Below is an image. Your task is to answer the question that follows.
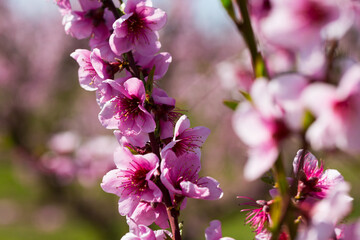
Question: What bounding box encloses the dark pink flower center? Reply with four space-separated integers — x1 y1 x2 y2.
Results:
296 158 328 200
172 130 203 156
332 95 357 119
113 95 142 121
272 119 289 141
121 162 150 195
174 165 199 190
126 14 150 43
299 1 333 25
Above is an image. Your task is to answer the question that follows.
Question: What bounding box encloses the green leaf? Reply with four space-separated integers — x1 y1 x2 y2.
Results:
269 196 282 232
240 91 252 102
303 110 315 130
254 55 268 78
261 174 275 186
220 0 236 21
223 100 239 110
126 146 138 155
145 66 155 95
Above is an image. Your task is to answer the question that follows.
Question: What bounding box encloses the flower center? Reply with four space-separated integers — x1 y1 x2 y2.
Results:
272 119 289 141
299 1 332 25
125 13 152 44
172 130 203 156
121 162 149 195
114 95 141 121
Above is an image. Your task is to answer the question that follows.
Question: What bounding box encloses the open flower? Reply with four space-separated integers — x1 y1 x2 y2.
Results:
296 182 353 240
160 150 223 200
98 77 156 134
260 0 341 51
71 48 115 91
121 217 171 240
303 64 360 153
233 75 308 180
131 52 172 80
110 0 167 56
101 147 162 217
128 201 169 229
293 150 344 201
56 0 113 41
161 115 210 157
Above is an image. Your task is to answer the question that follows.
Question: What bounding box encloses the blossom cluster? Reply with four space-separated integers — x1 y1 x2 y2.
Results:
240 150 353 239
224 0 360 238
55 0 223 239
53 0 360 239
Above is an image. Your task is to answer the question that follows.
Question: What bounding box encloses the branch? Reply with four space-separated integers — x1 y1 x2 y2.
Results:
102 1 182 238
235 0 268 78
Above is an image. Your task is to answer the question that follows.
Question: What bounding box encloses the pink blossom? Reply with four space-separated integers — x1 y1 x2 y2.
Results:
101 147 162 217
121 217 171 240
296 182 353 240
239 197 272 235
109 0 167 56
160 150 223 200
233 76 308 180
131 52 172 80
151 88 178 139
56 0 113 41
254 232 271 240
114 129 149 148
293 150 344 201
296 46 326 79
129 201 168 229
302 64 360 153
260 0 341 51
98 77 156 134
249 0 272 24
216 56 254 95
205 220 235 240
96 77 129 107
70 48 115 91
55 0 71 14
161 115 210 157
89 48 117 79
265 47 296 78
255 232 289 240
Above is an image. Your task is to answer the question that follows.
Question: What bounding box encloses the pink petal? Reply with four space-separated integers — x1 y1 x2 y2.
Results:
124 78 146 99
301 83 337 116
174 115 191 138
109 34 132 56
98 100 120 129
144 8 167 31
233 103 273 146
244 142 279 181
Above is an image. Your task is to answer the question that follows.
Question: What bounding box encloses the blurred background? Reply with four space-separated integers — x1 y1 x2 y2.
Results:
1 0 360 239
